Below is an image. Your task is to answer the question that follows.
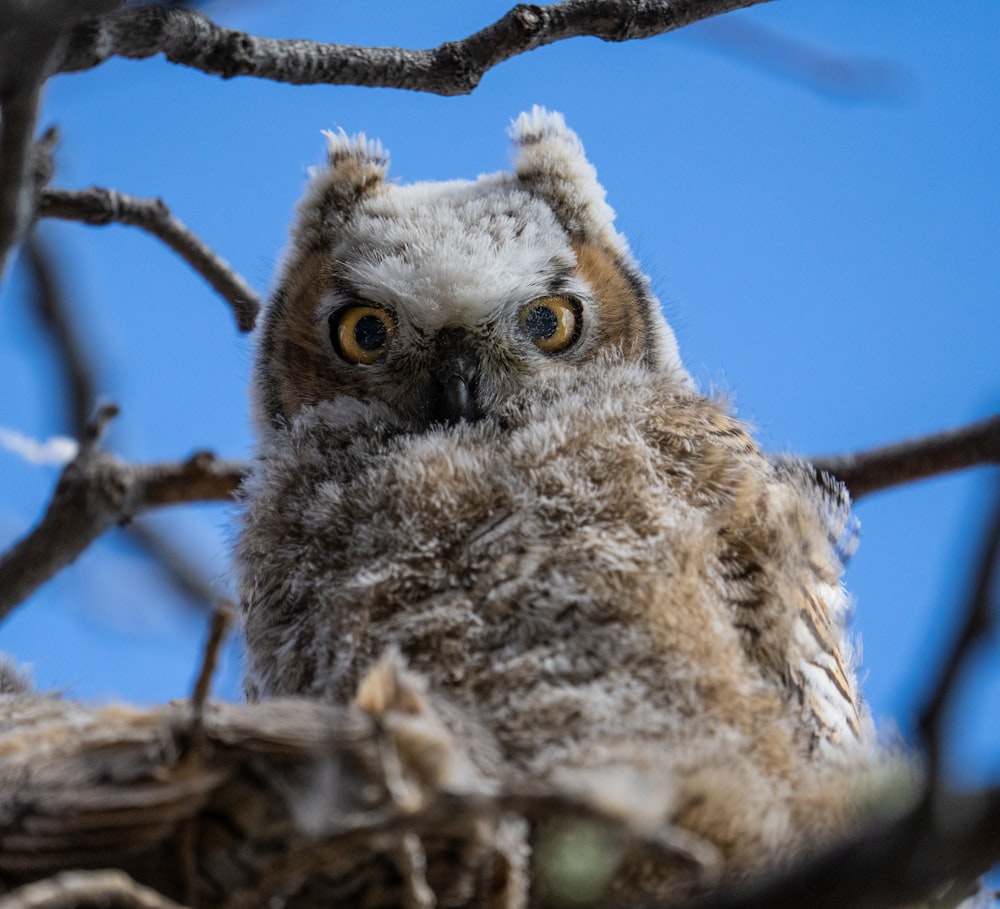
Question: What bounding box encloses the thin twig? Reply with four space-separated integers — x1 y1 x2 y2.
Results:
0 870 190 909
917 480 1000 790
811 413 1000 500
189 604 233 745
0 429 247 621
56 0 772 95
38 186 259 331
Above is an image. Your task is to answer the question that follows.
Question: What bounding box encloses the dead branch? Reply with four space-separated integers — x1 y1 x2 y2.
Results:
1 691 998 909
0 415 245 621
56 0 772 95
811 413 1000 500
37 187 259 331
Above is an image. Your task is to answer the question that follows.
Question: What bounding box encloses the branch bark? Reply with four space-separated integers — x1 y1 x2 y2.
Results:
37 187 259 332
1 692 998 909
56 0 772 95
0 410 245 622
811 413 1000 500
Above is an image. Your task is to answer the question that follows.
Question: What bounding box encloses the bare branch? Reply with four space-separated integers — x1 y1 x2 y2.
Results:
917 481 1000 790
37 187 259 331
0 871 189 909
0 425 246 621
56 0 772 95
0 0 123 280
1 692 999 909
811 413 1000 500
22 234 98 437
689 18 910 102
189 604 233 742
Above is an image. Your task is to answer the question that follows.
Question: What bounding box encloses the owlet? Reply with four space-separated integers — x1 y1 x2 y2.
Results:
236 108 880 906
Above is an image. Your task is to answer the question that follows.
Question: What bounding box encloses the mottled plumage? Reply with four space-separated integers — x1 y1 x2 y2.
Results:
236 109 880 905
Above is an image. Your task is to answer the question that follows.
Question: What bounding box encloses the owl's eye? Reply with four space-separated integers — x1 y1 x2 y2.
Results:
518 296 580 354
331 305 396 365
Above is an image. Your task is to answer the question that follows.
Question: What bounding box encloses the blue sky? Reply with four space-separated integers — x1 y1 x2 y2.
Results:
0 0 998 785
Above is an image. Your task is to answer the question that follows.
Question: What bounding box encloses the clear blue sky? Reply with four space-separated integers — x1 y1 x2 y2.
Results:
0 0 997 786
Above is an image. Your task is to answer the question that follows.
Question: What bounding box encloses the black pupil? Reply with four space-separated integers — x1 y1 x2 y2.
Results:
354 314 388 350
525 305 558 339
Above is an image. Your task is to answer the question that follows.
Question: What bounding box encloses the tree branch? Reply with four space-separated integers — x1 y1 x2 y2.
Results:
811 413 1000 500
22 234 97 438
1 692 999 909
0 411 246 622
56 0 772 95
0 871 189 909
37 186 259 331
0 0 123 281
917 481 1000 791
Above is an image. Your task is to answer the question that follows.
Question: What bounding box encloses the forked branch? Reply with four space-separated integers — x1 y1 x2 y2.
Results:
0 407 244 622
57 0 772 95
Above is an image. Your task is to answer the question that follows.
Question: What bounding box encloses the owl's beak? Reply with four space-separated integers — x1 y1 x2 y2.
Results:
428 328 480 426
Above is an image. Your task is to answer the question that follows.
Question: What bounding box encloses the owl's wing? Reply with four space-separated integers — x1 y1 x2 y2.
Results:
784 464 871 754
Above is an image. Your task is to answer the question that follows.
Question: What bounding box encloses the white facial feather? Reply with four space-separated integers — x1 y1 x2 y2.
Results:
330 181 579 332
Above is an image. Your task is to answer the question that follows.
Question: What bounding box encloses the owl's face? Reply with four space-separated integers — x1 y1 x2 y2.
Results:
254 109 690 436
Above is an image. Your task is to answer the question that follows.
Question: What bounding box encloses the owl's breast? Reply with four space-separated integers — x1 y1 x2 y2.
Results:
237 362 866 777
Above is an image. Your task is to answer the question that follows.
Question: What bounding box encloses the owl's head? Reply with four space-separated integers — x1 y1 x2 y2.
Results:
253 107 689 437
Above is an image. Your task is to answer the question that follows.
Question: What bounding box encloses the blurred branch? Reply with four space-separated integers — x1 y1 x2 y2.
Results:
687 17 910 102
917 481 1000 790
22 230 224 612
56 0 772 95
0 0 122 280
0 406 245 622
811 413 1000 500
22 235 97 437
38 187 259 331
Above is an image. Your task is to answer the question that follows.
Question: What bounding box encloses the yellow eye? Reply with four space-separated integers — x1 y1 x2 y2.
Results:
518 296 580 353
332 305 396 365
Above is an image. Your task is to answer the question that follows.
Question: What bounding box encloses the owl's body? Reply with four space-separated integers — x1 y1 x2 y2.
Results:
237 110 879 905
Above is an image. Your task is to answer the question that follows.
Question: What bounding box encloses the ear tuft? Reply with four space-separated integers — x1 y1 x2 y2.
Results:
510 106 622 250
292 129 389 248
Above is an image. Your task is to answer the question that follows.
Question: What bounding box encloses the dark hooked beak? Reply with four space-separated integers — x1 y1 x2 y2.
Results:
428 328 481 426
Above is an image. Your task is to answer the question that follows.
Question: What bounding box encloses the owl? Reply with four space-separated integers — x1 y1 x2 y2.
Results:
236 108 881 906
